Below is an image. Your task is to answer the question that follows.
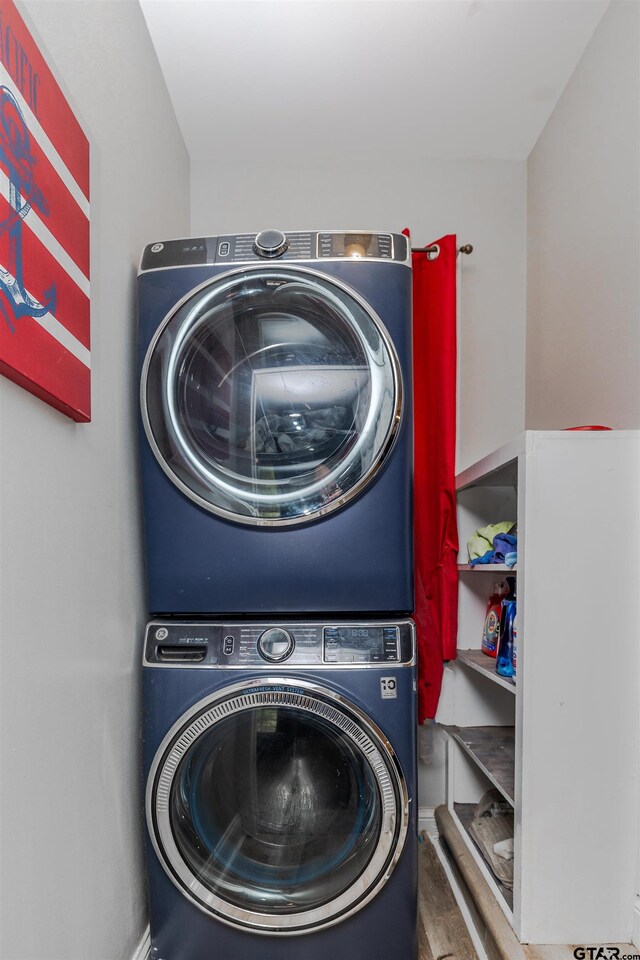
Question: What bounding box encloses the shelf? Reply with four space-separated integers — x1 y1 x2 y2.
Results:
453 802 514 913
447 725 515 805
450 432 640 943
457 649 516 692
455 434 523 491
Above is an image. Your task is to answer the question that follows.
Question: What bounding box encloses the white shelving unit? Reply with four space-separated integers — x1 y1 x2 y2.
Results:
445 431 640 945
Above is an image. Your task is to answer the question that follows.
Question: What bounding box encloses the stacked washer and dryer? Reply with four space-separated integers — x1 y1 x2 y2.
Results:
137 230 417 960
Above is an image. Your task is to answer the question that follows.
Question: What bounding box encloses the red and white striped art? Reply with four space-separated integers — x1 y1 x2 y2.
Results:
0 0 90 421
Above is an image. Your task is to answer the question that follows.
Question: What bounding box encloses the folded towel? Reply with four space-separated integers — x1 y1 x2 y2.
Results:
470 550 496 566
493 838 514 861
467 521 515 561
492 532 517 563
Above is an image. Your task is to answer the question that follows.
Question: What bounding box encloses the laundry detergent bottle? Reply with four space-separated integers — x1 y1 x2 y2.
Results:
496 577 516 678
481 582 507 658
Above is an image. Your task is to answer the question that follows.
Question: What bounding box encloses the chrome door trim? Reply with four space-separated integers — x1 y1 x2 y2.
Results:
140 264 404 527
146 677 410 935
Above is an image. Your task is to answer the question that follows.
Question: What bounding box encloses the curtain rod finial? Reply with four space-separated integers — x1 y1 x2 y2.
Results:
458 244 473 256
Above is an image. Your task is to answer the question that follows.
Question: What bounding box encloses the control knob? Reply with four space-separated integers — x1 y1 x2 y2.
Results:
253 229 288 259
257 627 294 662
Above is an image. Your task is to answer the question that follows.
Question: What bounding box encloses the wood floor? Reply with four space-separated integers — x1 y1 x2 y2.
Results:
418 833 480 960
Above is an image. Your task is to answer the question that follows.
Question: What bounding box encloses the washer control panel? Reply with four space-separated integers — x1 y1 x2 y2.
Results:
144 620 415 667
139 231 409 271
323 625 400 664
253 229 289 259
257 627 295 662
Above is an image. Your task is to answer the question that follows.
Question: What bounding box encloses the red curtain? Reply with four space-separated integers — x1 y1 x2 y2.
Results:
408 232 459 721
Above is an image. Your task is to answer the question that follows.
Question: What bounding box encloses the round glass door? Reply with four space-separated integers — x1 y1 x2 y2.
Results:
147 680 408 934
141 266 402 525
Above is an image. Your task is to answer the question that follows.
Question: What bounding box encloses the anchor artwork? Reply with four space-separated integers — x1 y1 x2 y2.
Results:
0 0 90 421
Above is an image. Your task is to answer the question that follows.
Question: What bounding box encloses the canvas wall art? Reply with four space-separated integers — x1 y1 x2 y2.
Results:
0 0 90 421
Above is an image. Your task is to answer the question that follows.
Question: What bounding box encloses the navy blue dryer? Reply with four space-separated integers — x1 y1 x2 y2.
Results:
137 230 413 616
143 618 418 960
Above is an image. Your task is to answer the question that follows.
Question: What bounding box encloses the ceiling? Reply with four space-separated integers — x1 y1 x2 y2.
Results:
140 0 609 163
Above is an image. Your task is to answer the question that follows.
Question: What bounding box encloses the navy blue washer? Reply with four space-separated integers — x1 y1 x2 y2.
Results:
137 231 413 617
142 619 418 960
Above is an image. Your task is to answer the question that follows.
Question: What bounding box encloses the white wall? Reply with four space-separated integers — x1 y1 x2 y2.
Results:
526 0 640 429
526 0 640 944
191 157 527 471
0 3 189 959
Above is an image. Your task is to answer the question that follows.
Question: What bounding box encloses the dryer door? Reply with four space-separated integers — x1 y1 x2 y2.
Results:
141 266 402 525
147 679 409 934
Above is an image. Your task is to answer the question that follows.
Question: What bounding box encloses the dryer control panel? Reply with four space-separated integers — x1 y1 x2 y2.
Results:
144 620 415 667
139 230 410 271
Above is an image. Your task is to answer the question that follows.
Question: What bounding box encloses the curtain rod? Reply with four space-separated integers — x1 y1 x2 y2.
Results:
411 243 473 257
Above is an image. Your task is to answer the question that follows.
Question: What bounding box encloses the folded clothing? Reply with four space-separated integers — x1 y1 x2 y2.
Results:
467 521 515 561
468 523 517 567
492 532 517 565
493 838 514 861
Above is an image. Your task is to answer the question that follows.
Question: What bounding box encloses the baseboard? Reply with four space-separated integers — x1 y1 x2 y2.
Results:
632 897 640 949
131 926 151 960
418 806 437 836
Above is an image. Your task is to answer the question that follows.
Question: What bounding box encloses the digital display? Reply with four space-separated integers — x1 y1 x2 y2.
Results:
324 626 399 663
341 627 382 647
317 232 393 260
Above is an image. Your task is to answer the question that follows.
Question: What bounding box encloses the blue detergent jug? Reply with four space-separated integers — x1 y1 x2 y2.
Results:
496 576 516 679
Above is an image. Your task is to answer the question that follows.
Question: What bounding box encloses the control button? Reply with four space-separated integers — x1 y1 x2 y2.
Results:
257 627 294 662
223 635 234 656
253 229 288 259
218 241 230 257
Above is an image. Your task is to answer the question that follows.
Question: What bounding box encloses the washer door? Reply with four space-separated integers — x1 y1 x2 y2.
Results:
141 266 402 525
147 679 409 934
